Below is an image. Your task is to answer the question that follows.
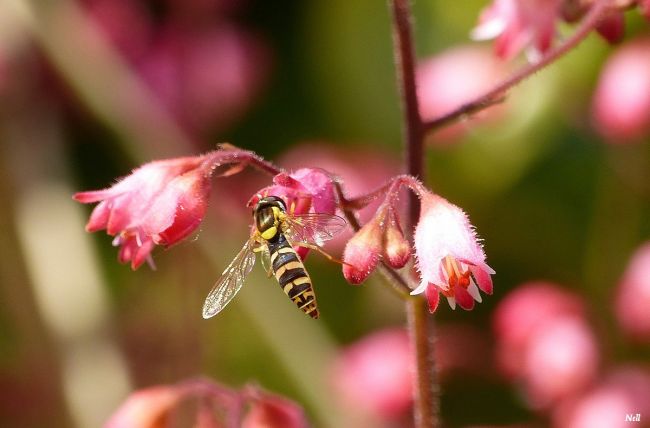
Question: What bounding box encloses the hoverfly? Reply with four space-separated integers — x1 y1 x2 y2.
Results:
202 196 347 319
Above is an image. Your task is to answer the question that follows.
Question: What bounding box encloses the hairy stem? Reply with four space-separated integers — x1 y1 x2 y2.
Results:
389 0 438 427
424 0 612 133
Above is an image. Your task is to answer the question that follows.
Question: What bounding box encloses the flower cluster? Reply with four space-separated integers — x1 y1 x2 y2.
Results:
75 147 495 313
106 378 308 428
472 0 650 61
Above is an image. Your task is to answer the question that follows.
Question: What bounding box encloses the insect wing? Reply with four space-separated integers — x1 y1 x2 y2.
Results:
202 239 256 319
283 212 347 246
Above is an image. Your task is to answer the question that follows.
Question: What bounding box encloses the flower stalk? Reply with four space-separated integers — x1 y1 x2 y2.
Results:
389 0 438 426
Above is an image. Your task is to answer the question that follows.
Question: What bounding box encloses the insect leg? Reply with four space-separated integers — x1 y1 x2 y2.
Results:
293 242 352 266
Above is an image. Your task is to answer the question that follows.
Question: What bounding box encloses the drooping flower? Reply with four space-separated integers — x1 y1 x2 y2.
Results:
74 154 215 269
592 37 650 142
471 0 562 61
615 242 650 341
411 191 494 312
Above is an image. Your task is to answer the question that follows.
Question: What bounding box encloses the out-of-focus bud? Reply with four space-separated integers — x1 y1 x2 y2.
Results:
592 37 650 142
330 328 412 420
342 215 384 284
640 0 650 19
555 367 650 428
411 190 494 312
417 46 508 142
522 315 599 408
615 242 650 341
105 386 183 428
471 0 562 61
595 12 625 44
493 282 585 378
382 209 410 269
242 392 308 428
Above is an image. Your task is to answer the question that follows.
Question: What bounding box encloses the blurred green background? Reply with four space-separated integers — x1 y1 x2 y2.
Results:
0 0 649 427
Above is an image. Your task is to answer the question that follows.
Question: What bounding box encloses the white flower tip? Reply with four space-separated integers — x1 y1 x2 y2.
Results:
470 19 506 41
411 283 427 296
467 282 482 303
447 296 457 310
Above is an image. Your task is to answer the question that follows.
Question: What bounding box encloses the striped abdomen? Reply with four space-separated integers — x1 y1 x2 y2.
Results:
267 233 319 319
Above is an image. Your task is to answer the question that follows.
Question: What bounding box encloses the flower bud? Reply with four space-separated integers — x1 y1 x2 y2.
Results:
105 386 183 428
342 216 383 285
242 393 308 428
382 210 410 269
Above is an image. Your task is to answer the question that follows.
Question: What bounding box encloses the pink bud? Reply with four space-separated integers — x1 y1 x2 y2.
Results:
411 191 494 312
595 11 625 44
615 242 650 341
105 386 183 428
342 216 383 284
592 37 650 142
382 209 410 268
641 0 650 19
74 154 215 269
242 393 308 428
330 328 412 419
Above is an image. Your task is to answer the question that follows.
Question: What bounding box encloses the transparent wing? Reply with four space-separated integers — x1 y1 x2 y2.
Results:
202 239 256 319
283 212 347 246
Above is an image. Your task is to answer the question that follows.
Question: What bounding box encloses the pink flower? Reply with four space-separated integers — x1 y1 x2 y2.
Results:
105 386 183 428
411 191 494 312
592 37 650 142
417 46 509 142
249 167 338 259
522 315 599 408
74 154 214 269
615 242 650 341
242 393 308 428
342 214 384 284
471 0 562 61
555 367 650 428
330 328 412 419
492 282 585 377
493 283 599 408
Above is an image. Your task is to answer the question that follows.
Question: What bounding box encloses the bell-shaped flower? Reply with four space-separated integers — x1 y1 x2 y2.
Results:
105 385 184 428
471 0 562 61
411 191 494 312
382 208 411 269
74 155 213 269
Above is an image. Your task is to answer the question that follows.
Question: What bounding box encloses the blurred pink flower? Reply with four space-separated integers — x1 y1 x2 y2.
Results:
74 154 214 269
615 242 650 341
555 367 650 428
137 26 269 135
417 46 509 142
331 328 412 419
471 0 562 61
105 386 183 428
522 315 599 408
242 393 308 428
84 0 153 62
411 191 494 312
592 38 650 142
641 0 650 19
493 282 585 377
493 283 599 408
